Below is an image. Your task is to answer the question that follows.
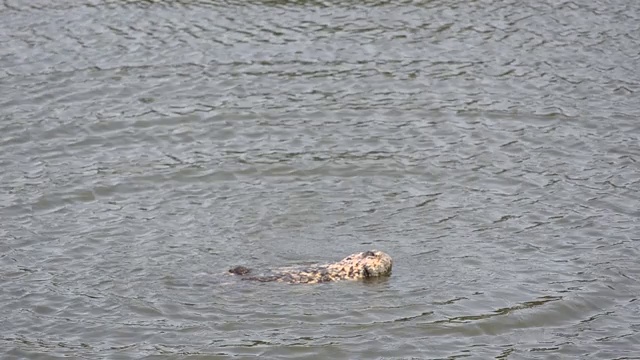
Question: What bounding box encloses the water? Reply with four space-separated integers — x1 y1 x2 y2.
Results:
1 0 639 358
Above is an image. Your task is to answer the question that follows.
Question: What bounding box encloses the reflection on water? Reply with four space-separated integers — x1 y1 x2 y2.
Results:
1 0 639 358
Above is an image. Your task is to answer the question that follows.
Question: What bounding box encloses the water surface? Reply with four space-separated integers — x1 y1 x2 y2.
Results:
1 0 640 358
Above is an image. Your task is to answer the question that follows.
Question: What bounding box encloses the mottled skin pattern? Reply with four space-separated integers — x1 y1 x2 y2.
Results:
229 250 393 284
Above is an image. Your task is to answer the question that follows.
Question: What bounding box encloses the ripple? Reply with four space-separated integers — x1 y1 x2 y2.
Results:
2 0 640 358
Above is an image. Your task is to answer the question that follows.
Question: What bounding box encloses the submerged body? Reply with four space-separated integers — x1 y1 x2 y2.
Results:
229 250 393 284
